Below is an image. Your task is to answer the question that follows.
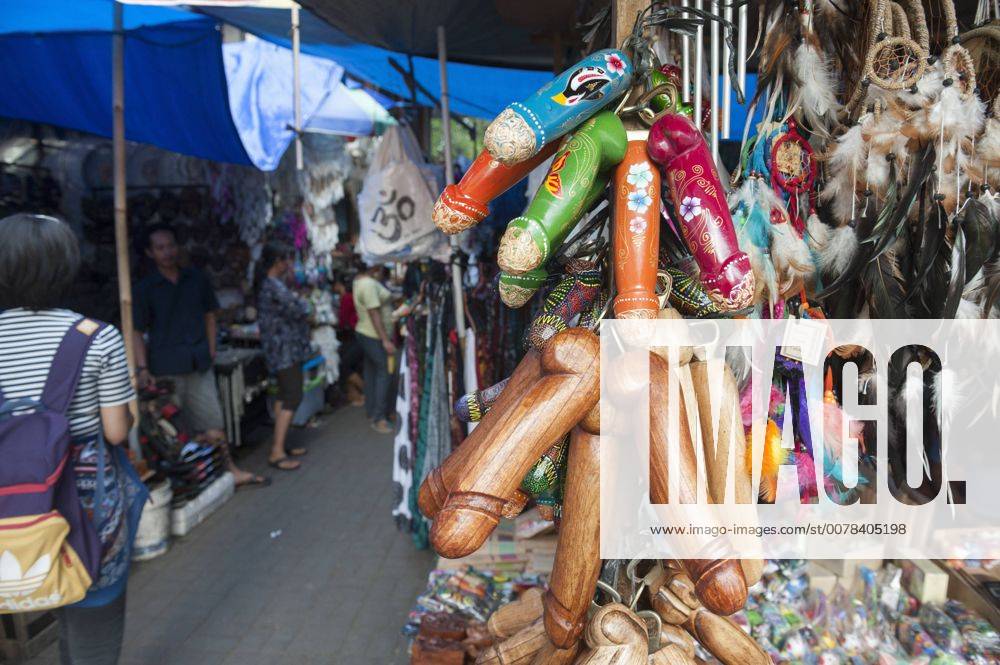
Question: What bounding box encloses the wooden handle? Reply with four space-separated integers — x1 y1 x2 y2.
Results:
489 587 545 640
612 139 661 320
648 354 747 616
434 142 560 234
544 406 601 648
418 349 543 521
573 603 649 665
431 328 600 559
476 619 549 665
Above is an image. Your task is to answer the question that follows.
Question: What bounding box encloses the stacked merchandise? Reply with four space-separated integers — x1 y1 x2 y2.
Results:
137 383 227 508
436 509 558 576
734 560 1000 663
404 567 547 664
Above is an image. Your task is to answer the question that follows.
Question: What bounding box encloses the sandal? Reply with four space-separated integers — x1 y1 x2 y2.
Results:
268 456 301 471
236 474 272 490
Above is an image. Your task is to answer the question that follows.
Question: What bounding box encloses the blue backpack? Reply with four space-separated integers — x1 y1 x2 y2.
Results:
0 318 105 613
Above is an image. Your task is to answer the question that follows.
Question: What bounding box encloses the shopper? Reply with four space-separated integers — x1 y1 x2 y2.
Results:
333 276 364 406
256 242 312 471
132 224 266 487
353 262 396 434
0 213 135 665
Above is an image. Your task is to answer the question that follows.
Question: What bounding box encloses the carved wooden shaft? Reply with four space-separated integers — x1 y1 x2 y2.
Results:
543 404 601 649
483 49 633 166
647 113 754 312
433 142 560 234
419 350 542 520
648 354 748 616
573 603 649 665
497 112 624 277
612 138 661 320
530 642 579 665
650 570 770 665
430 328 600 559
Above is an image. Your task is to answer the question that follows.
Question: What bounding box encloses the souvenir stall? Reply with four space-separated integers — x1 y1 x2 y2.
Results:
399 0 1000 662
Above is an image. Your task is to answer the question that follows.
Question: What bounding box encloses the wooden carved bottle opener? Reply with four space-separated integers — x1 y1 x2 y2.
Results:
612 135 661 320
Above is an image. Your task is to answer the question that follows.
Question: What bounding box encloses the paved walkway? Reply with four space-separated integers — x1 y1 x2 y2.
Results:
30 406 436 665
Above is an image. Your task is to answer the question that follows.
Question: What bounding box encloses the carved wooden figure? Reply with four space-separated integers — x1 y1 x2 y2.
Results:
418 349 543 521
434 142 561 235
648 354 748 616
572 603 649 665
428 328 601 559
488 587 545 641
497 112 625 277
613 137 661 320
543 404 601 649
647 114 754 312
476 619 550 665
649 569 770 665
484 49 633 166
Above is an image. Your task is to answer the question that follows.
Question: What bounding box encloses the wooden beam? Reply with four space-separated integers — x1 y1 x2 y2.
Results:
612 0 648 49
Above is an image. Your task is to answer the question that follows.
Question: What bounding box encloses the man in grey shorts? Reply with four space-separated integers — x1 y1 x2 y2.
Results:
132 224 266 487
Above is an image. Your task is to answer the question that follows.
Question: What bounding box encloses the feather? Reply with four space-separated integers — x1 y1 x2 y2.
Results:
959 198 999 280
732 178 782 304
749 419 789 503
793 38 841 131
943 216 968 318
862 236 910 318
867 144 936 264
771 219 815 297
982 255 1000 316
957 297 983 319
821 123 867 225
820 224 860 278
908 203 949 304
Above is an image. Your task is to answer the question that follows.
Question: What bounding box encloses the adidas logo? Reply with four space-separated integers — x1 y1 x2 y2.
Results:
0 550 51 598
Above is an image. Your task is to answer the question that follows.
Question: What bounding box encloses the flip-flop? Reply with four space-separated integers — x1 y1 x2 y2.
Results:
285 447 308 457
268 456 301 471
236 474 272 490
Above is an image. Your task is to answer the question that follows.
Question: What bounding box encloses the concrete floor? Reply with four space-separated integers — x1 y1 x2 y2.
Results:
29 405 436 665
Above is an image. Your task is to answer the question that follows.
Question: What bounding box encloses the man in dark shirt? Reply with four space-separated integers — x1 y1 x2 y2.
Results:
133 224 265 487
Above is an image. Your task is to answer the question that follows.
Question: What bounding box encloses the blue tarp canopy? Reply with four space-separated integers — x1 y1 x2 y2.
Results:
0 1 394 169
196 6 553 119
0 2 254 165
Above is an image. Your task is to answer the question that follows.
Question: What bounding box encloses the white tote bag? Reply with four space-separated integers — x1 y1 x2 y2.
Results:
357 125 448 264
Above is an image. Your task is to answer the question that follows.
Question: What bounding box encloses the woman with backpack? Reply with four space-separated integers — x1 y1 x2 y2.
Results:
0 213 141 665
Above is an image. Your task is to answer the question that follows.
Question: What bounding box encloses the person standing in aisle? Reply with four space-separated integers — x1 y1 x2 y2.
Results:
0 213 137 665
354 262 396 434
256 242 312 471
132 224 267 487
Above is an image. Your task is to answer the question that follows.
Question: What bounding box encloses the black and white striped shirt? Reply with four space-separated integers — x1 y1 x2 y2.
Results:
0 309 135 438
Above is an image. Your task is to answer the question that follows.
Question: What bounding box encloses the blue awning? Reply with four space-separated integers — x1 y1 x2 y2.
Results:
0 1 394 169
0 2 253 165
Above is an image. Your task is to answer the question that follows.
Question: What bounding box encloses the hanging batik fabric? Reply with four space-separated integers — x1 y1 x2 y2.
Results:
391 345 413 532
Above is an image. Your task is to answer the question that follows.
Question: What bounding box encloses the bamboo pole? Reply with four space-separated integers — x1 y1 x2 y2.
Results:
437 26 468 349
292 4 303 170
112 2 135 380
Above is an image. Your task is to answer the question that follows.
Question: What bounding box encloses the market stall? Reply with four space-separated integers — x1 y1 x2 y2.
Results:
362 0 1000 661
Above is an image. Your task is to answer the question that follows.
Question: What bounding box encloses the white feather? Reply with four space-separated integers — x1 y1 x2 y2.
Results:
821 124 866 224
819 224 858 278
794 42 841 130
770 221 814 296
806 213 830 255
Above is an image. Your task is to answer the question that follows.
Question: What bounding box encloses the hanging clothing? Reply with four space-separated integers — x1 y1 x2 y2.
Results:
391 345 413 532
